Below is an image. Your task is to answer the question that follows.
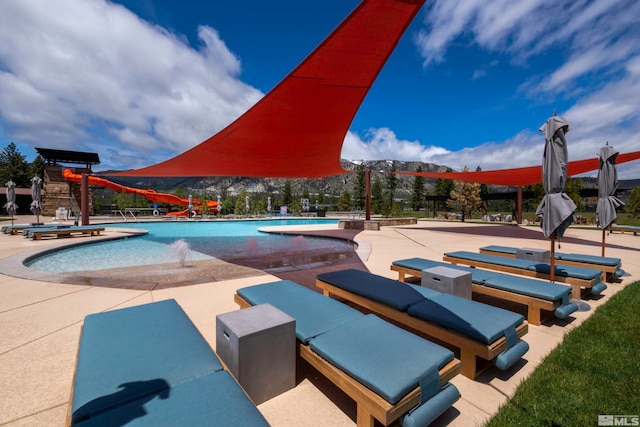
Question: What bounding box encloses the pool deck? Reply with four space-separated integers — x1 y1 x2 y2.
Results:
0 216 638 426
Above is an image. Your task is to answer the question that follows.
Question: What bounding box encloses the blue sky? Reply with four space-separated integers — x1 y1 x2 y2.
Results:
1 0 639 178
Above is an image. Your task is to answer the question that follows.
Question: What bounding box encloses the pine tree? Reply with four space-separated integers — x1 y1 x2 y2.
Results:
0 142 30 186
353 164 367 210
411 165 426 210
371 177 384 214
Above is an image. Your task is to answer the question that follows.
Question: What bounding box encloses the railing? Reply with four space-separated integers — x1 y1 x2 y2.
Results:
113 210 138 222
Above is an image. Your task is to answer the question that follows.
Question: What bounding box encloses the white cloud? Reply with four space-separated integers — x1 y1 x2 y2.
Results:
402 0 640 179
342 128 449 163
0 0 262 170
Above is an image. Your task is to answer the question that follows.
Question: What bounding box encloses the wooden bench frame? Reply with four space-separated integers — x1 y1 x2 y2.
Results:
315 278 528 379
391 264 568 326
30 227 104 240
610 226 639 236
479 248 620 282
235 293 460 427
441 254 599 299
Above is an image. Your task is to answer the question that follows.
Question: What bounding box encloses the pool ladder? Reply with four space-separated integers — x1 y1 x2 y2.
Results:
115 210 139 222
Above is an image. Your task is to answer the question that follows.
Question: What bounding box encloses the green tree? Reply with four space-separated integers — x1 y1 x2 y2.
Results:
0 142 30 186
447 166 482 220
625 186 640 217
434 167 454 211
529 183 545 208
173 185 188 199
371 176 384 214
385 162 398 209
235 192 250 215
29 155 46 181
477 166 489 215
410 165 426 211
282 180 293 206
337 190 352 211
113 192 136 210
565 178 584 211
353 164 367 210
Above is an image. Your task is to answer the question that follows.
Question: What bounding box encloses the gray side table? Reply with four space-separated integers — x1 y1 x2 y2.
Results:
216 303 296 405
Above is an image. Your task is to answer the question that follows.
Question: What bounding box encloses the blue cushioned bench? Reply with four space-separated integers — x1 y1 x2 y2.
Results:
479 245 625 282
391 258 579 325
68 299 268 426
235 280 461 427
443 251 606 298
316 269 529 379
30 225 105 240
611 225 640 235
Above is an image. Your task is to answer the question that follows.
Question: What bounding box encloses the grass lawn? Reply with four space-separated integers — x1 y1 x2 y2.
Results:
486 281 640 427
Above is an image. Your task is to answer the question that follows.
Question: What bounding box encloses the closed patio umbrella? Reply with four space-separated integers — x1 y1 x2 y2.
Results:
30 176 43 226
535 115 576 281
596 144 625 256
4 180 18 226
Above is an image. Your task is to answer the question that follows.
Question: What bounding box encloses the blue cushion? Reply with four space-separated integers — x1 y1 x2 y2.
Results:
495 340 530 371
480 245 517 255
445 251 536 269
407 292 524 344
393 258 499 284
309 314 454 404
317 269 425 311
591 282 608 295
402 383 460 427
72 300 223 424
237 280 363 343
482 274 572 301
74 371 269 427
555 253 621 267
555 302 579 318
527 262 603 280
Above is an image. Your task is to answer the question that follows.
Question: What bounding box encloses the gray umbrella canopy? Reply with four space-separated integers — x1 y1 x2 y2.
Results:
596 145 625 229
535 116 577 239
4 180 18 216
30 176 42 216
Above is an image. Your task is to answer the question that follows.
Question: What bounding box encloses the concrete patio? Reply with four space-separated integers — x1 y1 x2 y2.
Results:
0 216 637 426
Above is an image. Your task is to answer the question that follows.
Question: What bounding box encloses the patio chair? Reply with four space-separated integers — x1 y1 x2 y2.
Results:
68 299 268 426
391 258 579 325
235 280 461 427
316 269 529 379
479 245 625 281
442 251 607 298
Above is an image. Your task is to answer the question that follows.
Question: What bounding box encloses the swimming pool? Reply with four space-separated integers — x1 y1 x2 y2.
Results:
25 219 355 273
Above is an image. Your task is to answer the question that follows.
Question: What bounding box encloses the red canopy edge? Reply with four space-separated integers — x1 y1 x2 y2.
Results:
107 0 425 179
395 150 640 186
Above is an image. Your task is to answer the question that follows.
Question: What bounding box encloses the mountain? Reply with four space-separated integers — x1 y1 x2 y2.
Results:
96 160 448 199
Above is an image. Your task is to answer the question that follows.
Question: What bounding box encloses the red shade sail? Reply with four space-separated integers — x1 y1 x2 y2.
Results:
108 0 425 179
395 150 640 186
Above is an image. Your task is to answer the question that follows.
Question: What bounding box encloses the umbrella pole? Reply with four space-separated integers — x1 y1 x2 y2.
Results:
550 233 556 282
602 229 606 257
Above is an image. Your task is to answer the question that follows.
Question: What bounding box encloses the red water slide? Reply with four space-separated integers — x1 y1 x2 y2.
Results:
62 169 218 215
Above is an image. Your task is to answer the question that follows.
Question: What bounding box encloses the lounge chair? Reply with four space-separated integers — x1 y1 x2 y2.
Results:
315 269 529 379
442 250 606 298
391 258 579 325
479 245 625 281
68 299 268 426
29 225 105 240
235 280 461 427
611 225 640 235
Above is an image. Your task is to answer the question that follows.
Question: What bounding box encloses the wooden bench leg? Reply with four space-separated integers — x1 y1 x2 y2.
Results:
459 348 478 379
357 405 376 427
397 271 406 282
527 304 541 326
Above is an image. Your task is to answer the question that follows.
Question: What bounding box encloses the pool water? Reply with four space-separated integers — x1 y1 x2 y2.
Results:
26 219 355 273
